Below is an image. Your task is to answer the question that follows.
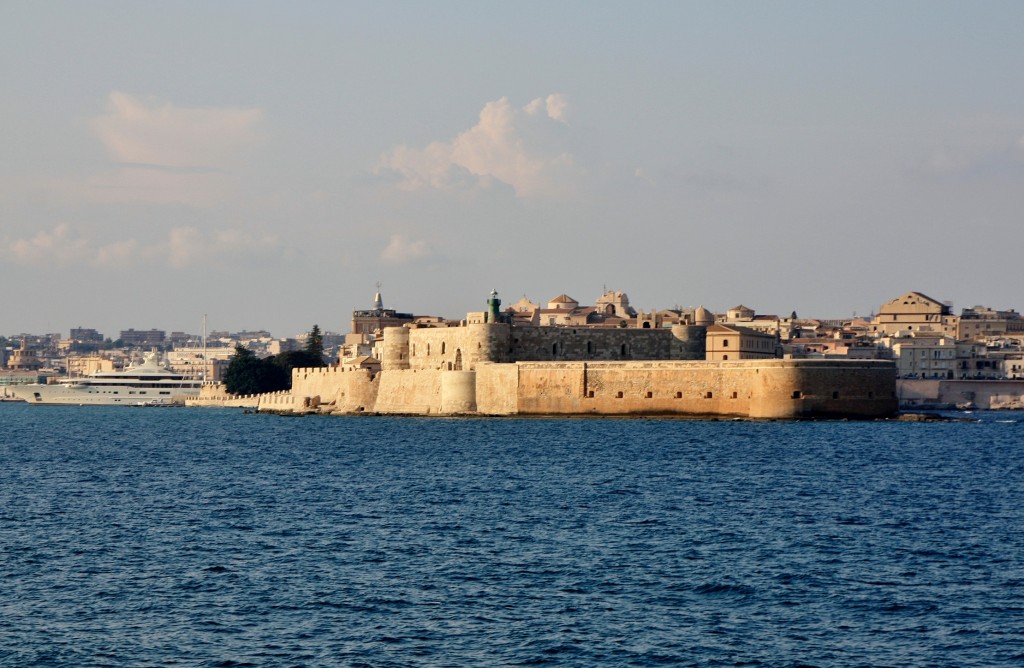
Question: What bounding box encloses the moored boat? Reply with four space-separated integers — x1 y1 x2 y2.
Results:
9 351 202 406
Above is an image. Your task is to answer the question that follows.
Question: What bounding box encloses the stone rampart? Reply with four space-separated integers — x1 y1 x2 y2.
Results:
382 323 707 375
290 366 379 413
373 369 444 414
509 326 702 361
440 371 477 413
257 390 296 412
186 383 259 408
474 363 519 415
246 358 896 419
475 359 896 419
898 379 1024 409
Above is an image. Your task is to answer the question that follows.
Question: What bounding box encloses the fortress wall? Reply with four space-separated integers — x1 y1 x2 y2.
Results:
507 362 752 417
477 360 896 419
291 366 379 412
898 379 1024 409
895 379 943 406
475 363 520 415
187 383 259 408
373 368 444 414
279 358 897 419
440 371 477 413
509 327 693 361
746 361 898 418
257 391 296 412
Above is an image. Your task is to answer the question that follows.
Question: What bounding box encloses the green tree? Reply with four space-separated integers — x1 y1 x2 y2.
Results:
305 324 324 361
272 324 327 372
223 344 290 395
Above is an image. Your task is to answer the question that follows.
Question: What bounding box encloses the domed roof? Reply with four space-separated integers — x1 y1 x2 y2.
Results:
694 305 714 326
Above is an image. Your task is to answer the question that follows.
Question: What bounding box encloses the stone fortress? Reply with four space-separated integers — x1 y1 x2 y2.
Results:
241 289 898 419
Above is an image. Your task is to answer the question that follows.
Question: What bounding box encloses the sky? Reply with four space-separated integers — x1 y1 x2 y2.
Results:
3 1 1023 338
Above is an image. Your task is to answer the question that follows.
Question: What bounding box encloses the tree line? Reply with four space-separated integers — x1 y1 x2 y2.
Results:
223 325 326 395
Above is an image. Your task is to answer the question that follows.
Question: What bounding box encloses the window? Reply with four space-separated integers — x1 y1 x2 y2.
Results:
646 391 653 399
832 391 839 399
705 391 713 399
792 390 802 399
616 391 624 398
675 391 682 399
723 355 728 360
723 339 730 347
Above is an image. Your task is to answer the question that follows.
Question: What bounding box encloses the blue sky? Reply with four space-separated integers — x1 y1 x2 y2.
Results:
3 1 1023 337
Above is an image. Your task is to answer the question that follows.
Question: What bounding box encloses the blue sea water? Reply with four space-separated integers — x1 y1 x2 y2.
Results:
1 405 1022 667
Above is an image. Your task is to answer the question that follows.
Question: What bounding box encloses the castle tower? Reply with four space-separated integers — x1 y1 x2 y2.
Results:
671 324 707 360
379 325 411 371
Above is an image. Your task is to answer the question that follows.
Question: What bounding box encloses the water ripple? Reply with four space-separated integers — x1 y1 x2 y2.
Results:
1 405 1022 666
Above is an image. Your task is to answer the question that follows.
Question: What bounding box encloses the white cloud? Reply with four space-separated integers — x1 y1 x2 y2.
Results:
524 93 569 123
86 92 265 205
165 225 280 269
380 233 431 265
3 224 280 270
378 94 578 198
7 224 90 266
918 133 1024 180
92 239 142 268
92 92 264 168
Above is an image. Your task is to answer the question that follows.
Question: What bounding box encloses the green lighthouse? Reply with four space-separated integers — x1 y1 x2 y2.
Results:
487 289 501 323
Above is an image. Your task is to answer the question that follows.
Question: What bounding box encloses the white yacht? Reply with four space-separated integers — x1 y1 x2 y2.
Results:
10 351 203 406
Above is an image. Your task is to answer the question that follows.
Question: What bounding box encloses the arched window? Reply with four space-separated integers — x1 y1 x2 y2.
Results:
552 342 559 356
621 344 628 357
441 341 446 354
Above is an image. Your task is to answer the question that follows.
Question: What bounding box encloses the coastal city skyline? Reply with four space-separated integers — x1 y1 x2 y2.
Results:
4 3 1024 337
1 285 1018 342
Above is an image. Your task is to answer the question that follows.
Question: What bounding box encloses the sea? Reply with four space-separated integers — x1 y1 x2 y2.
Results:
1 404 1022 667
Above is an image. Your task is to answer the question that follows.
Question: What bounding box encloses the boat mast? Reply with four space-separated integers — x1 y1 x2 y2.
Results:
202 314 208 383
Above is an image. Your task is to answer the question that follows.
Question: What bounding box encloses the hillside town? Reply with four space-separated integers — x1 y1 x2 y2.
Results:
3 289 1023 410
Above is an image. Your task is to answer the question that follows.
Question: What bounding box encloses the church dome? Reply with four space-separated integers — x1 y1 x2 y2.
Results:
694 305 714 326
